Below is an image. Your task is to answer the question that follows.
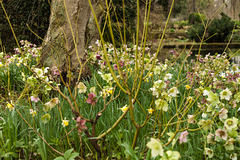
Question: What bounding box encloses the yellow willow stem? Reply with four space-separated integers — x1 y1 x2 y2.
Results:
133 0 152 96
15 109 65 156
129 92 140 128
63 0 82 66
87 0 128 94
122 0 126 44
132 127 140 149
0 2 21 55
134 0 140 77
97 107 129 139
144 0 175 79
188 113 219 132
104 0 125 81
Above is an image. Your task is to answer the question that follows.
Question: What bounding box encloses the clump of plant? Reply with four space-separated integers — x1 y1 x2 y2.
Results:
187 12 235 43
0 40 41 97
188 12 206 25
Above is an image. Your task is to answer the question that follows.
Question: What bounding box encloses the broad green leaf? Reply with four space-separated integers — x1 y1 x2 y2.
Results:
64 148 74 159
68 152 79 160
54 157 65 160
118 142 139 160
41 113 51 124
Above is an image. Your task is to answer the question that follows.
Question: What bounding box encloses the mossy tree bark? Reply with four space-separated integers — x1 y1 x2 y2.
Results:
40 0 102 77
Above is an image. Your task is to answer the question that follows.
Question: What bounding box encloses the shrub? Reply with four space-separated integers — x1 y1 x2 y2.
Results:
187 12 235 43
188 12 206 25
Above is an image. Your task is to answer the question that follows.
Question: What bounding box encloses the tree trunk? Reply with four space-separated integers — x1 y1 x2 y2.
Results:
40 0 100 76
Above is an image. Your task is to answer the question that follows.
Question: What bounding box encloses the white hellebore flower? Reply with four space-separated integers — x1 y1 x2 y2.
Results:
203 90 209 96
101 73 113 83
146 138 164 158
77 82 87 94
164 73 173 81
34 68 44 77
154 80 167 89
168 87 179 97
220 88 232 101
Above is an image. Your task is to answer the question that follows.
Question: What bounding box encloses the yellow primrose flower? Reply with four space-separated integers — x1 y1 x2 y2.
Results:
147 108 154 114
127 68 132 72
0 62 3 67
119 105 128 112
185 85 191 90
7 103 14 111
145 78 149 83
149 72 153 77
187 96 193 103
62 118 69 127
107 89 113 94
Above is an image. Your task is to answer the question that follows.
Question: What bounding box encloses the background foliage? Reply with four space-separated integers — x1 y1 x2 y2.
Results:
0 0 51 52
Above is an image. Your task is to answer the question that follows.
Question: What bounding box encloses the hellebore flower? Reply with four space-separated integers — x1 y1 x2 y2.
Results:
187 115 196 124
34 68 44 77
76 117 87 133
30 95 40 102
86 93 98 106
204 148 214 158
207 133 215 144
168 87 179 97
155 99 168 111
146 138 164 158
207 91 220 106
224 117 238 131
220 88 232 101
164 73 173 81
179 131 189 144
77 82 87 94
101 73 113 83
161 150 181 160
215 128 228 141
224 138 236 150
219 108 228 121
198 119 213 131
45 98 60 111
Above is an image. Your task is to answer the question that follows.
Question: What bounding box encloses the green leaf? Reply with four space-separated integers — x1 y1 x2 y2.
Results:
118 142 139 160
68 153 79 160
15 139 25 148
41 113 51 124
4 152 18 158
54 157 65 160
64 148 74 159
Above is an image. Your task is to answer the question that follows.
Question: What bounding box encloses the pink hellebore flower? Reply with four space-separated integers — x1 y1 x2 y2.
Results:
179 131 189 144
119 61 124 67
215 128 228 141
76 117 87 133
30 96 40 102
113 64 118 70
32 54 38 57
219 108 228 121
96 54 101 60
86 93 98 106
53 68 61 75
187 115 196 124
